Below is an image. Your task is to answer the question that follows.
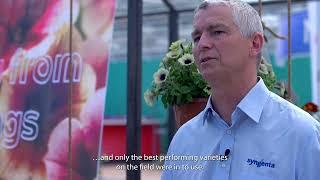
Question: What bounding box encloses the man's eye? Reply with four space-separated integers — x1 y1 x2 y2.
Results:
213 31 224 35
193 36 200 43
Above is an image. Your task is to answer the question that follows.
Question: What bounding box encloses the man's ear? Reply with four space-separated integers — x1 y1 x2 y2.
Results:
249 32 264 57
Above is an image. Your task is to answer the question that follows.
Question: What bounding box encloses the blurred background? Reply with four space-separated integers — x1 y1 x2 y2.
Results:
101 0 320 179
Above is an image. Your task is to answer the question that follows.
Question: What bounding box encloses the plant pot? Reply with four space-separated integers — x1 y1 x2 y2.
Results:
173 98 208 127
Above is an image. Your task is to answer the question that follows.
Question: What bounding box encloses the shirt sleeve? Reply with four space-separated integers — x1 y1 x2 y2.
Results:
296 122 320 180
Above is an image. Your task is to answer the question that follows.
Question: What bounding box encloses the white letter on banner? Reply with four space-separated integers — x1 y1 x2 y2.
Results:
32 55 53 85
1 111 23 149
21 110 40 141
52 53 65 83
62 52 82 83
9 53 21 85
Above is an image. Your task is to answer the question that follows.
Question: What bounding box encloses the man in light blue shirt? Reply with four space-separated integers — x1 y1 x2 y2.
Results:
162 0 320 179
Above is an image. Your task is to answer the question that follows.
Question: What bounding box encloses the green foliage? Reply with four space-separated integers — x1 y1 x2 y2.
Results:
257 57 277 91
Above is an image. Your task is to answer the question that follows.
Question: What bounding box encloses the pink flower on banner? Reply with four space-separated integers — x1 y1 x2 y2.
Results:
0 0 81 178
0 0 79 73
0 0 115 179
79 0 116 40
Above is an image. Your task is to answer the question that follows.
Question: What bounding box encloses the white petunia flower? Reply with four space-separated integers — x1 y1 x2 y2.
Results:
166 50 181 59
265 63 273 71
153 68 169 84
144 89 156 106
259 64 268 75
169 40 183 50
178 54 195 66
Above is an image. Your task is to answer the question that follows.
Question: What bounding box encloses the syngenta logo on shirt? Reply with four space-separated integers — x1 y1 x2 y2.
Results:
247 158 275 168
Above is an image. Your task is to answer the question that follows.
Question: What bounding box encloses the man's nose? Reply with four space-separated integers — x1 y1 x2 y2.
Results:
198 33 212 50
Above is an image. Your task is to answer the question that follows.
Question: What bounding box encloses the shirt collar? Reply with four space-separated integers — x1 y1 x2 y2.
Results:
202 77 270 124
237 77 270 123
202 95 224 125
202 96 214 125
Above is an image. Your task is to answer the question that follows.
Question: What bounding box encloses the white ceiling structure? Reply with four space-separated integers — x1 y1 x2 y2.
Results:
110 0 308 60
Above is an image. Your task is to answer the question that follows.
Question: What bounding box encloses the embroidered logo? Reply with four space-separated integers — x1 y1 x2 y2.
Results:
247 158 275 168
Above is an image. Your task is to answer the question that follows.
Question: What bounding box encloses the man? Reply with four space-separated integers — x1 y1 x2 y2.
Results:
161 0 320 179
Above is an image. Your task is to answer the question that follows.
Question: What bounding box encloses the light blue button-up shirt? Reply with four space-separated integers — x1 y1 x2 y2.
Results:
161 78 320 180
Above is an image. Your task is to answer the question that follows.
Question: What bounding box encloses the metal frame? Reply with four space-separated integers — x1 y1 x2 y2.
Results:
117 0 315 20
126 0 142 179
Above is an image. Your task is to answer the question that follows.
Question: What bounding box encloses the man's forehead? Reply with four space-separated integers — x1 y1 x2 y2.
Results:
192 19 232 34
194 20 230 27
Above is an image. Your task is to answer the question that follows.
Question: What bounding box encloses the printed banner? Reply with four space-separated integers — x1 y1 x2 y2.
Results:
274 9 312 106
308 1 320 105
0 0 115 179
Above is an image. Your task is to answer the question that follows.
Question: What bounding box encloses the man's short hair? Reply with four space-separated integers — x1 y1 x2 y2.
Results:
194 0 264 65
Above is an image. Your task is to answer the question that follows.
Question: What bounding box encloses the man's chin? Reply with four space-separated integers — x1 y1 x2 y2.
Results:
201 69 217 77
202 72 216 83
202 72 226 84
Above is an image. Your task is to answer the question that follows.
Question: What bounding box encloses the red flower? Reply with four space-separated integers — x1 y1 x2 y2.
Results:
303 102 318 113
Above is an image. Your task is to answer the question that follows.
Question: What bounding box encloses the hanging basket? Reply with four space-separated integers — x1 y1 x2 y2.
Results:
173 98 208 127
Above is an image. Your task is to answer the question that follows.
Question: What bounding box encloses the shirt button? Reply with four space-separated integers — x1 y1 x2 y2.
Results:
221 164 226 168
226 130 232 134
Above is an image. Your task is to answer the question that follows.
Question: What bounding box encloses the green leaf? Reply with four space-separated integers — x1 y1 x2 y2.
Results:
177 96 182 105
161 95 167 107
180 86 191 94
186 94 193 103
